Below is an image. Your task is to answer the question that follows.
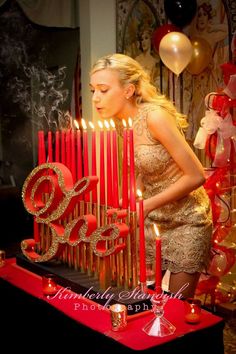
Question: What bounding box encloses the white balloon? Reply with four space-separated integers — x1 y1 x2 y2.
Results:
159 32 193 76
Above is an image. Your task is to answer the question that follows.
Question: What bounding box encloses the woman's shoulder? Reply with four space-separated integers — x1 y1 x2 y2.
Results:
145 106 181 144
134 104 174 144
135 104 175 136
138 102 159 116
139 103 174 123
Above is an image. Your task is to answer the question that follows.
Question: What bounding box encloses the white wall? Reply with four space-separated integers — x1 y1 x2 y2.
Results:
79 0 116 123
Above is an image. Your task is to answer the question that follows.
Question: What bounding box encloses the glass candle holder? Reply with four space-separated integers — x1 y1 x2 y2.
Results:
184 298 202 324
110 304 127 331
0 250 6 267
42 274 58 297
142 295 176 337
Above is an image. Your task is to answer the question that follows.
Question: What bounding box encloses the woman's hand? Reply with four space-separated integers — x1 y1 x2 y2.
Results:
143 199 151 219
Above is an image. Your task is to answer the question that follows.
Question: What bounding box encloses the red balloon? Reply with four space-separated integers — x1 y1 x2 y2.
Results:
208 245 235 277
152 24 180 52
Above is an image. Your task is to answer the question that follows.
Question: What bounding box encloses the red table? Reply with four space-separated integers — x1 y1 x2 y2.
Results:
0 258 225 353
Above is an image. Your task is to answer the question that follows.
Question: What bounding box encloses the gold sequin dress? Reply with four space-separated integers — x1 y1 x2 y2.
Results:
133 104 212 274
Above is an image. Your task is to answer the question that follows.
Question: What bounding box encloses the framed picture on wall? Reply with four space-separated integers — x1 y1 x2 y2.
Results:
116 0 166 91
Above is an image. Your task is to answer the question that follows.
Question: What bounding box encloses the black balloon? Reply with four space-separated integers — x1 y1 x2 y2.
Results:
164 0 197 28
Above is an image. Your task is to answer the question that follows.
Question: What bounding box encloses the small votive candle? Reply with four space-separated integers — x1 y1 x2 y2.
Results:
110 304 127 331
0 250 6 267
42 274 58 296
184 298 202 324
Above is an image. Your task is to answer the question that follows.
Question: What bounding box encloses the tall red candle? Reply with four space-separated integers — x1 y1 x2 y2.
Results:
74 120 83 200
47 131 53 162
55 130 60 162
81 118 90 202
154 223 162 294
98 121 105 205
122 120 128 209
38 130 46 165
74 120 82 180
104 120 112 207
128 118 136 211
65 129 71 170
137 189 146 285
89 121 98 203
61 130 66 165
110 119 119 208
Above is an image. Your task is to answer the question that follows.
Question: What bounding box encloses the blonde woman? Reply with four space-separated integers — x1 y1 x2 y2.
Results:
90 53 212 298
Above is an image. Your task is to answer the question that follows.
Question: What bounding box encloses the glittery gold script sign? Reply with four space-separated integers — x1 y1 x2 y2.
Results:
21 163 129 263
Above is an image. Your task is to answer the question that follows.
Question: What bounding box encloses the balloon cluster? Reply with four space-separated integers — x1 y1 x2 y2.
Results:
152 0 215 76
151 0 196 75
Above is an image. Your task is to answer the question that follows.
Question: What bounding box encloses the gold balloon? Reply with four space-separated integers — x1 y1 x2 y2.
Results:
187 37 213 75
159 32 193 76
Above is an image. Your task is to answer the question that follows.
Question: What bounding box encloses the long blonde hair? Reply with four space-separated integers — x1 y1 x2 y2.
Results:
90 53 187 129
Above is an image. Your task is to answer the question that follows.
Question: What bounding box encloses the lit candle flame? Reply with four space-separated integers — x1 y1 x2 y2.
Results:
89 121 95 130
137 189 142 198
128 117 132 128
104 120 110 129
74 119 79 130
153 223 160 238
98 120 103 129
81 118 87 130
110 119 115 129
122 119 127 128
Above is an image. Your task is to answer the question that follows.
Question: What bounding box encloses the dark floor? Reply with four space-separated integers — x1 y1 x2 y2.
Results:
224 319 236 354
196 293 236 354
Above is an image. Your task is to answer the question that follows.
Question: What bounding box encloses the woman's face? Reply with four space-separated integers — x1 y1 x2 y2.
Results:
90 69 127 119
196 7 209 31
141 31 151 51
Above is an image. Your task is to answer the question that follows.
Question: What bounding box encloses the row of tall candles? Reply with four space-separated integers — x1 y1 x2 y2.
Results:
38 119 133 209
36 118 161 291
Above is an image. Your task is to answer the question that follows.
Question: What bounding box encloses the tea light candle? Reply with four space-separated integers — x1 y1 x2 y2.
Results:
0 250 6 267
184 298 202 324
110 304 127 331
42 274 58 296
